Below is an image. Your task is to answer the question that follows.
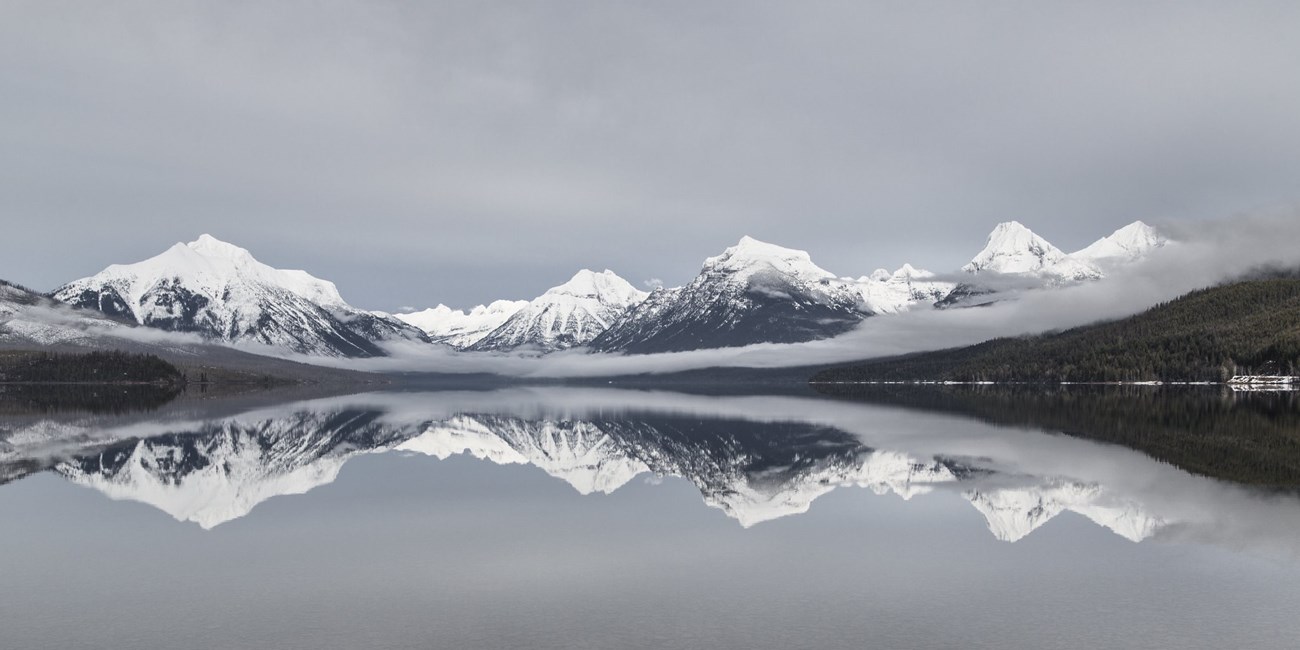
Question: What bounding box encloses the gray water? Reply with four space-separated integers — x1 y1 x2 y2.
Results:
2 387 1299 649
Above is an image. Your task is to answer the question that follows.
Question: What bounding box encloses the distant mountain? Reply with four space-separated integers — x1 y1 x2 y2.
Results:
856 264 955 314
1 278 130 347
937 220 1168 309
3 278 384 384
394 300 527 349
962 221 1102 281
1072 220 1168 263
589 237 871 354
467 270 647 352
54 235 427 357
813 277 1300 383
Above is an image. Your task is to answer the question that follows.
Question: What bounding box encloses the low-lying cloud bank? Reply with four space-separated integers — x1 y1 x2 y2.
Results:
288 210 1300 378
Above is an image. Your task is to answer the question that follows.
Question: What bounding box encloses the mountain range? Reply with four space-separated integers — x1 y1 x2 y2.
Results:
4 221 1167 359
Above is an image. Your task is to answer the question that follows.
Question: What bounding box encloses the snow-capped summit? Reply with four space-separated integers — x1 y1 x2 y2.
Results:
546 268 649 306
1073 220 1168 263
54 234 426 357
963 221 1065 274
962 221 1101 281
394 300 527 349
701 235 840 285
467 269 649 352
590 236 869 354
889 263 929 280
187 232 254 260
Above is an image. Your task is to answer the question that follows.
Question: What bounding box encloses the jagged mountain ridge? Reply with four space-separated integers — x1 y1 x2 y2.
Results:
393 300 527 348
54 235 428 357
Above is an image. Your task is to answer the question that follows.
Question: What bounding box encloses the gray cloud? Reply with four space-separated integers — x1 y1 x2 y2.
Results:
3 2 1300 310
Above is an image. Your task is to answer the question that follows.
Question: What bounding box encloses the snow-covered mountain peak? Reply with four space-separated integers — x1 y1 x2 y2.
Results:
961 221 1102 281
890 263 933 281
394 300 528 348
851 263 953 315
54 235 425 356
186 233 256 262
1073 220 1168 262
86 234 347 308
467 269 649 352
704 236 835 283
963 221 1068 274
589 237 870 353
543 269 646 305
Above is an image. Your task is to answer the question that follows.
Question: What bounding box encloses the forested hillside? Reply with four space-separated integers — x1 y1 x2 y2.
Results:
813 278 1300 383
0 350 183 384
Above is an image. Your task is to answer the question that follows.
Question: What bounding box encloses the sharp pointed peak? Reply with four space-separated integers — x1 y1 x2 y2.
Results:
1073 220 1167 261
185 234 254 260
963 221 1068 274
1111 220 1161 237
981 220 1056 246
987 220 1040 238
732 234 793 251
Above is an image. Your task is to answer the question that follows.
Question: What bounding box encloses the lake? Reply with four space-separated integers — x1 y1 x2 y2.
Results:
2 386 1299 649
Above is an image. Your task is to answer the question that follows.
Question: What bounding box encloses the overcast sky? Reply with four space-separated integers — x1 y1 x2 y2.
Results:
3 1 1300 310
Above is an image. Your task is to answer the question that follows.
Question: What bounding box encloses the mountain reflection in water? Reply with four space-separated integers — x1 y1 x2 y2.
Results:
4 387 1299 552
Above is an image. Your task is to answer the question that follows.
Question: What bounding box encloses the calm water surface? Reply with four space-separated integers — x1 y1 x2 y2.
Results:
2 387 1299 649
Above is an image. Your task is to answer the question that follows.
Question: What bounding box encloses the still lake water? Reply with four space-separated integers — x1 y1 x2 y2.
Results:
2 387 1300 649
